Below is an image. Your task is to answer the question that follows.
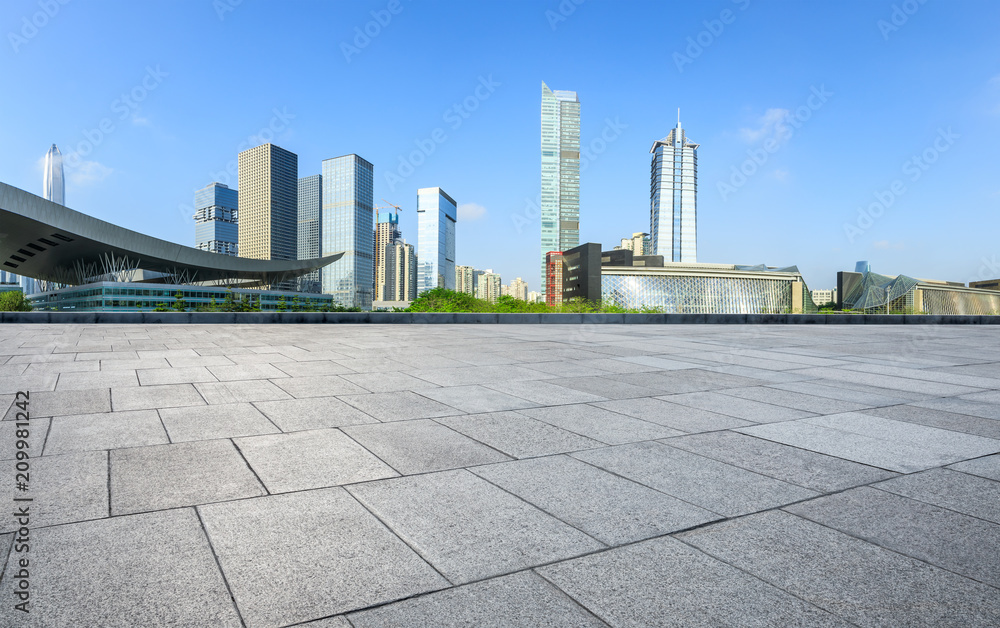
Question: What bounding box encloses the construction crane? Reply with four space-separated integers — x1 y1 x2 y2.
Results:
372 199 402 224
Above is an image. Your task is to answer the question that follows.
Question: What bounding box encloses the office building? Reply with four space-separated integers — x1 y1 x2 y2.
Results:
650 113 698 262
970 279 1000 291
296 175 322 293
476 270 502 303
237 143 298 262
417 187 457 294
540 82 580 294
194 183 239 257
810 289 837 306
527 291 542 303
322 154 374 308
545 251 564 307
374 212 401 301
456 265 477 295
43 144 65 206
617 232 650 256
383 240 417 303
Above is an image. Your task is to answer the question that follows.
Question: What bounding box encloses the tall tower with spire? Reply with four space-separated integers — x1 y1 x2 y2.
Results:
650 112 699 262
43 144 65 205
540 81 580 295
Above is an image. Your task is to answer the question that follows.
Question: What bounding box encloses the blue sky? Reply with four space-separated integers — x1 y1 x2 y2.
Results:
2 0 999 291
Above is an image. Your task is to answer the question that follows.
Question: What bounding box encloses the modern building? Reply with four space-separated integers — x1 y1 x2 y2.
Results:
237 143 298 262
43 144 65 206
322 154 374 309
456 265 477 295
540 82 580 295
476 270 502 303
296 175 322 293
838 268 1000 315
617 232 651 256
650 113 698 262
527 291 543 303
194 183 239 257
545 251 564 307
416 187 457 294
374 212 401 301
969 279 1000 291
810 289 837 307
502 277 529 301
383 240 417 303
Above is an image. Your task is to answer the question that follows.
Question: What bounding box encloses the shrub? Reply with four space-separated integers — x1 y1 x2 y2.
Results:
0 291 33 312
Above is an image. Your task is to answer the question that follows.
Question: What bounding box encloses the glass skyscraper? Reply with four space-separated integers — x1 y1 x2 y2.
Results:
237 143 298 262
194 182 239 256
416 187 456 294
43 144 65 206
540 82 580 295
650 116 698 262
297 174 322 292
322 155 374 308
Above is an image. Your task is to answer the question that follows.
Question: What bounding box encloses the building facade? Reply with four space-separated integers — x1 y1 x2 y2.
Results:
540 82 580 295
810 289 837 307
416 187 457 294
194 183 239 257
650 116 698 262
503 277 529 301
456 265 477 295
43 144 65 206
476 271 502 303
374 212 401 301
617 232 650 256
322 154 374 309
296 175 322 293
237 143 298 262
383 241 417 302
545 251 564 307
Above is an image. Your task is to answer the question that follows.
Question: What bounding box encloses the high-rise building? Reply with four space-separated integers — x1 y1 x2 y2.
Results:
456 265 477 295
503 277 529 301
374 212 401 301
540 82 580 294
650 113 698 262
384 240 417 302
416 187 457 294
297 175 322 292
545 251 564 307
476 270 502 303
322 154 374 308
527 291 543 303
43 144 65 206
237 143 298 262
617 232 650 256
194 183 239 257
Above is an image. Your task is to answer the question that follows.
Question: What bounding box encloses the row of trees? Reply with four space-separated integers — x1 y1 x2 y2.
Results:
153 290 361 313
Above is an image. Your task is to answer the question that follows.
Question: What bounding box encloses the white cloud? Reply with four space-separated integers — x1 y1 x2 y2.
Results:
739 108 789 143
458 203 487 221
68 160 113 186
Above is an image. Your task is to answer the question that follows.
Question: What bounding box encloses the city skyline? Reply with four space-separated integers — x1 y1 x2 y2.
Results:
3 1 999 292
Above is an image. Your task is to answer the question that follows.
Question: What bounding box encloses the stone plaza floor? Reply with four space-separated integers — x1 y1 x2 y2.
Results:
1 323 1000 627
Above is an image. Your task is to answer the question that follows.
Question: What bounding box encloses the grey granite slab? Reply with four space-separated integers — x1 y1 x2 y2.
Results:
348 571 607 628
136 365 218 386
679 510 1000 628
663 431 897 492
207 363 291 382
0 450 107 532
519 403 682 444
273 359 354 377
342 419 510 474
873 468 1000 524
193 380 292 404
837 362 1000 389
111 439 266 515
537 535 848 628
483 379 609 405
573 441 817 517
234 428 398 492
198 487 447 626
913 396 1000 420
787 487 1000 588
55 370 139 391
717 385 871 414
45 410 169 455
252 396 378 431
411 364 557 386
948 454 1000 481
436 411 603 458
162 354 236 368
340 371 441 393
472 455 718 545
22 360 98 375
15 388 111 418
790 366 986 396
546 376 664 400
417 385 539 413
99 357 171 371
662 391 815 423
770 380 914 406
347 469 603 584
158 403 279 442
861 403 1000 439
593 397 753 432
271 374 369 398
339 390 463 421
112 383 206 411
0 509 242 627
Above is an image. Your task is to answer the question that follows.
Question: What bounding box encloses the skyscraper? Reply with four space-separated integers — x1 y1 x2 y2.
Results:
297 174 322 292
374 212 401 301
416 187 457 294
322 154 374 308
384 241 417 302
43 144 65 206
540 82 580 294
456 265 477 295
237 143 298 261
475 270 502 303
194 183 239 256
650 113 698 262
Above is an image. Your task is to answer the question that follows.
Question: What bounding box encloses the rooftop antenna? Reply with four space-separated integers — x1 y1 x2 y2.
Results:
677 108 681 127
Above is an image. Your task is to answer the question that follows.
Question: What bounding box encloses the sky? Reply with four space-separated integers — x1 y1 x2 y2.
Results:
2 0 999 292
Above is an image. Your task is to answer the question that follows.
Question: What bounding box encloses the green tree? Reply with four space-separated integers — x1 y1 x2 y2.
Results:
173 291 186 312
0 290 33 312
153 303 169 312
277 296 288 312
291 295 301 312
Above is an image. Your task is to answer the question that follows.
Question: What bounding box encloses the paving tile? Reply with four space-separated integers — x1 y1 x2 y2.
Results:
873 468 1000 524
0 509 242 627
112 384 206 411
273 360 354 377
194 380 292 404
99 357 171 371
9 388 111 418
482 379 609 405
340 371 441 393
111 439 266 515
437 411 603 458
662 391 815 423
343 419 510 474
339 390 462 421
573 441 816 517
790 366 985 396
948 454 1000 481
472 455 717 545
348 571 606 628
738 412 1000 473
163 355 236 368
410 364 555 386
55 370 139 391
45 411 169 455
861 403 1000 439
0 450 107 532
22 360 99 375
680 509 1000 627
198 488 447 626
537 535 848 628
547 376 663 400
592 397 753 432
271 374 369 398
913 396 1000 420
234 429 398 492
158 403 279 442
348 469 603 584
519 403 682 445
252 396 378 431
418 385 538 413
787 487 1000 588
716 385 871 414
136 366 218 386
837 362 1000 389
0 373 58 394
770 380 914 406
206 363 291 382
664 431 897 492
